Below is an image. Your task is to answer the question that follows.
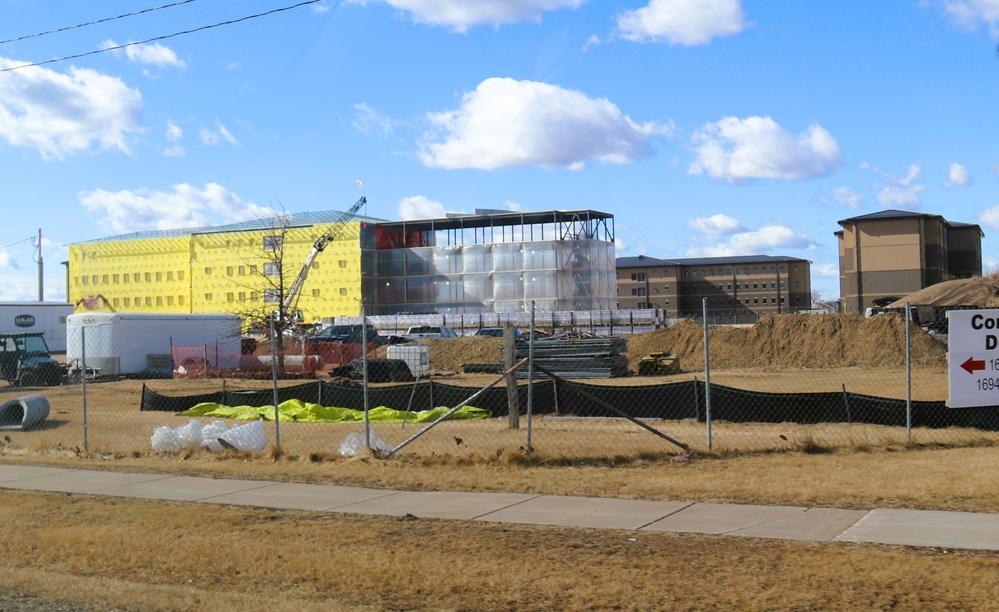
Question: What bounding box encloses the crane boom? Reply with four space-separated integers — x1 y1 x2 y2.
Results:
280 196 366 322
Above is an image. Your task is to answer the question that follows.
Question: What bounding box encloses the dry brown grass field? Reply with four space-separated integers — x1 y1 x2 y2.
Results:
0 315 994 609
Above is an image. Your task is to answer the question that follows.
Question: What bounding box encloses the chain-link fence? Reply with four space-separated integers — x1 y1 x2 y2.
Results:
3 302 997 460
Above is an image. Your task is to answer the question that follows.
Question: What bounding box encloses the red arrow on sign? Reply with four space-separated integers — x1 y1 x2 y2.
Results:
962 357 986 375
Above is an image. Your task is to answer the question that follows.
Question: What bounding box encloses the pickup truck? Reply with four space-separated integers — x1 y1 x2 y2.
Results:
404 325 459 340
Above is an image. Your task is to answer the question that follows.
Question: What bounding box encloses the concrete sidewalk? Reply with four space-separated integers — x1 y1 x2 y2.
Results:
1 463 997 551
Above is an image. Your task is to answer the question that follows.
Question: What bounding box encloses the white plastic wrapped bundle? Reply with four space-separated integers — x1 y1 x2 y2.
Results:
218 420 269 453
338 431 392 457
200 420 230 452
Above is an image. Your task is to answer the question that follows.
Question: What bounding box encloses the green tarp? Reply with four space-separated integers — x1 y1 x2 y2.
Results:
179 398 491 423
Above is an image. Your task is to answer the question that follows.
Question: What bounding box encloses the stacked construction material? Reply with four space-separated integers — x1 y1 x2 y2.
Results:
505 332 629 379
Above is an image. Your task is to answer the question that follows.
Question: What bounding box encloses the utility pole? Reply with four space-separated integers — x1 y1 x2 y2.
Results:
36 228 43 302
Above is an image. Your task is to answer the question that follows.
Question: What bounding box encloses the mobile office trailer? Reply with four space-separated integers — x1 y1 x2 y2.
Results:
66 312 241 376
0 303 74 353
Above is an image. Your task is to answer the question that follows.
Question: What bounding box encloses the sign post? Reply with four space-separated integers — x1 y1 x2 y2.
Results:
947 309 999 408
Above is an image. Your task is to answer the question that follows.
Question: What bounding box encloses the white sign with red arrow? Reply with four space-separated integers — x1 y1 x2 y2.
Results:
947 309 999 408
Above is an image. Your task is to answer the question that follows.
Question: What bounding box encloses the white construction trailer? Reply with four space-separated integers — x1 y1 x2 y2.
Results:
66 312 241 376
0 303 74 353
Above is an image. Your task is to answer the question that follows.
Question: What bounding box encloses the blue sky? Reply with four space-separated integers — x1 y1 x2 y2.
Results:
2 0 999 304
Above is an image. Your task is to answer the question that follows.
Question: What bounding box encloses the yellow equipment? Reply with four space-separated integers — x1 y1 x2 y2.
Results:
638 351 680 376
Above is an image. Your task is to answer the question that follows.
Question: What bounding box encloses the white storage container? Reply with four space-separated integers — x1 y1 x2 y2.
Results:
388 344 430 378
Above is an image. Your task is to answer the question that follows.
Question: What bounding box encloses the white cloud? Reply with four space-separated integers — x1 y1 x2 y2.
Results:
354 103 400 137
944 0 999 35
813 263 839 277
398 195 447 220
420 77 669 170
102 39 187 69
79 183 273 234
689 116 840 182
0 58 142 159
946 162 971 187
503 200 524 211
979 205 999 230
0 252 17 271
166 122 182 142
875 163 925 209
582 34 603 51
687 223 815 257
688 214 742 235
348 0 586 32
617 0 746 45
163 122 185 157
821 186 862 209
199 122 240 147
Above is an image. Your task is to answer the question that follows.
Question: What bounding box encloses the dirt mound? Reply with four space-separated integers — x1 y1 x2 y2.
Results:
624 313 946 372
375 314 947 375
888 275 999 308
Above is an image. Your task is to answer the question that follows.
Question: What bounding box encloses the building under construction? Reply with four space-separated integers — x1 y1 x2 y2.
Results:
67 208 617 322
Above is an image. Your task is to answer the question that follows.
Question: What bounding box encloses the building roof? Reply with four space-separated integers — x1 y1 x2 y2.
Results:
376 209 613 232
73 209 387 244
617 254 810 268
837 209 983 234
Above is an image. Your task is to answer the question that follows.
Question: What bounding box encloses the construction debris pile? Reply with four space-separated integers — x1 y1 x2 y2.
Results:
505 332 629 379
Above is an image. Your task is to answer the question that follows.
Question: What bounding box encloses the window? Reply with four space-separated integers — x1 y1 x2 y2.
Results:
112 274 119 283
664 285 670 291
178 296 185 305
264 262 281 276
91 275 98 284
264 289 280 303
771 298 776 304
238 266 245 275
227 292 234 302
313 262 320 270
753 267 758 274
753 283 758 289
780 266 785 273
178 271 185 280
263 235 282 250
145 272 151 282
727 283 731 290
771 282 775 289
145 297 152 306
167 296 174 306
82 276 88 285
250 292 258 300
156 296 162 306
112 298 119 308
727 268 732 275
638 302 647 309
227 266 234 276
794 265 799 273
167 271 173 281
123 275 129 284
631 272 646 282
339 260 348 268
754 298 758 304
124 297 131 307
134 273 140 282
239 292 246 301
664 300 670 307
312 289 320 297
794 281 800 288
250 265 258 275
637 287 646 297
205 293 213 301
339 288 347 296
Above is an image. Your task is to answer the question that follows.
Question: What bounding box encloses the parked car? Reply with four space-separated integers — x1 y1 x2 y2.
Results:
404 325 459 340
305 325 385 347
475 327 520 339
303 324 384 370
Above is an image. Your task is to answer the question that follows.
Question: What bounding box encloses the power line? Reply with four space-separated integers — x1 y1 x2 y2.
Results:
0 0 321 74
0 237 32 251
0 0 201 46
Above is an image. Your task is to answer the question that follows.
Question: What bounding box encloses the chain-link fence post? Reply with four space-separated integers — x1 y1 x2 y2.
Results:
81 324 88 452
527 300 535 450
269 311 280 451
362 305 370 450
703 297 712 451
906 302 912 443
